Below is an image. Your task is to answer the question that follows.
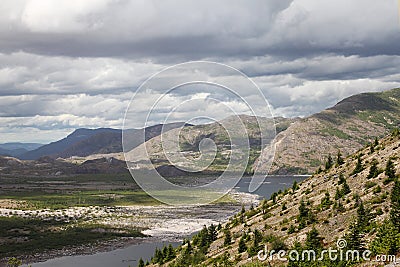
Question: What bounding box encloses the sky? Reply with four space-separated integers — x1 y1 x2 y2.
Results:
1 0 400 143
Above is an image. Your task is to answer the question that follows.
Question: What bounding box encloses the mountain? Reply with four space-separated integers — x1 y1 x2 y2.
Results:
0 142 43 157
151 130 400 266
124 115 276 174
0 142 43 151
19 128 120 160
257 87 400 174
19 122 188 160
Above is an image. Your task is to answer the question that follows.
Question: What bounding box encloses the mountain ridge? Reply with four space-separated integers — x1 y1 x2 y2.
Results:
259 87 400 174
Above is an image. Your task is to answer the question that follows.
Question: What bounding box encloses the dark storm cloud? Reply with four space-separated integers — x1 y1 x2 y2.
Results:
0 0 293 59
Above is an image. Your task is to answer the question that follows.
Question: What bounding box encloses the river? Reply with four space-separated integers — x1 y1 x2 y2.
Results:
23 175 307 267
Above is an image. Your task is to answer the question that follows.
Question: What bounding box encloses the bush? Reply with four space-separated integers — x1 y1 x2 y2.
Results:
365 181 377 189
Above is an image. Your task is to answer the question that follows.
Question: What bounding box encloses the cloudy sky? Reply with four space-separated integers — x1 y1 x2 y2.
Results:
1 0 400 143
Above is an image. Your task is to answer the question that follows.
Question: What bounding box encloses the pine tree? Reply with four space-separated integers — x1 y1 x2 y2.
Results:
238 235 247 253
370 220 400 255
352 154 363 175
254 229 263 245
357 201 371 231
335 187 342 200
392 127 400 137
292 180 299 192
390 180 400 232
374 137 379 147
186 240 192 254
342 180 351 195
367 159 380 179
298 199 314 228
336 150 344 166
208 224 217 243
305 227 323 250
316 166 323 174
138 258 145 267
320 191 332 209
338 172 346 185
370 142 375 154
166 244 175 261
198 225 209 249
223 228 232 246
385 157 396 180
270 192 278 204
152 248 163 264
325 154 333 170
261 199 269 214
345 222 364 251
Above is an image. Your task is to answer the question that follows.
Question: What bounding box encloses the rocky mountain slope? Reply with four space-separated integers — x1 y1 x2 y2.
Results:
260 87 400 174
125 115 278 174
149 129 400 267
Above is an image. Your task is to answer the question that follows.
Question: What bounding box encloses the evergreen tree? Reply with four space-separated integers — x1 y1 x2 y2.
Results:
374 137 379 147
316 166 323 174
185 240 192 254
241 205 246 214
352 154 363 175
138 258 145 267
261 199 269 214
370 220 400 255
370 142 375 154
356 201 371 231
390 180 400 232
152 248 163 264
336 150 344 166
238 235 247 253
305 227 323 250
385 157 396 180
367 159 380 179
392 127 400 137
198 225 209 250
325 154 333 170
223 228 232 246
292 180 299 192
298 199 315 228
320 191 332 209
345 222 364 251
208 224 217 243
253 229 263 245
270 192 278 204
335 187 342 200
341 180 351 195
166 244 175 261
338 172 346 185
